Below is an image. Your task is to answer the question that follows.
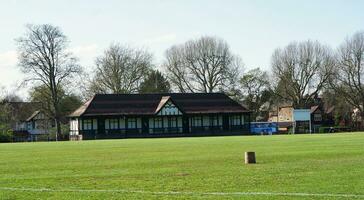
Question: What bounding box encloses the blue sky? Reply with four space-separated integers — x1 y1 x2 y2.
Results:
0 0 363 96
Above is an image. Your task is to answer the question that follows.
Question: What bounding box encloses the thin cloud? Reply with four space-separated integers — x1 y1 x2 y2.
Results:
69 44 99 56
143 33 177 45
0 50 17 68
68 44 100 70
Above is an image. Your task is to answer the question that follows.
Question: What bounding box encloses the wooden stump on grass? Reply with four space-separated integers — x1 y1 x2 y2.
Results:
245 152 256 164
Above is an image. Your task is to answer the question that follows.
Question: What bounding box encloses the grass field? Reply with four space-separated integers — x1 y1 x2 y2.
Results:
1 133 364 199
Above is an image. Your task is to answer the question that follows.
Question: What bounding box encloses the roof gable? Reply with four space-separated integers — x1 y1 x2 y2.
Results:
310 105 320 114
155 97 183 116
69 96 94 117
26 110 41 121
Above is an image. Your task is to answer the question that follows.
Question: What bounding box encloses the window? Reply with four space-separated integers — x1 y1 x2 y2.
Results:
165 101 173 108
314 114 322 122
83 119 92 130
157 100 182 116
192 116 202 127
231 115 241 126
109 119 119 130
168 117 177 128
209 116 219 126
127 118 137 129
154 117 163 128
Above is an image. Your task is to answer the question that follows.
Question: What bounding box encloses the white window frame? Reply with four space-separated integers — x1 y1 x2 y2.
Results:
192 116 202 127
83 119 92 130
209 115 219 126
168 117 177 128
314 114 322 122
154 117 163 128
127 118 137 129
109 119 119 130
231 115 241 126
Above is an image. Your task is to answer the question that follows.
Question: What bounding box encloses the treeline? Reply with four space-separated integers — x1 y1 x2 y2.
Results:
1 24 364 140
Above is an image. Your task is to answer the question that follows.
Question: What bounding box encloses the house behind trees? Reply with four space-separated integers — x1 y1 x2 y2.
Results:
4 102 54 141
268 97 336 133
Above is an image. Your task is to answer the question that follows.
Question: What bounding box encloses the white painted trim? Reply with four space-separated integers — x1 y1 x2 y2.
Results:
157 100 182 116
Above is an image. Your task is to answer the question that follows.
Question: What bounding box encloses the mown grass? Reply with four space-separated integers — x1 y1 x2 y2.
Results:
0 133 364 199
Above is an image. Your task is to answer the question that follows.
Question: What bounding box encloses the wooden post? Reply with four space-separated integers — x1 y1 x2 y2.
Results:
245 152 256 164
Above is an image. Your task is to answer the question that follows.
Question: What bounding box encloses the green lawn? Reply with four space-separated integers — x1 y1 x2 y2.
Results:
1 133 364 199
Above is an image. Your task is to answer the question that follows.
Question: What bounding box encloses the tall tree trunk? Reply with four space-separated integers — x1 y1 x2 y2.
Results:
53 95 62 141
55 117 62 141
360 109 364 131
51 79 61 141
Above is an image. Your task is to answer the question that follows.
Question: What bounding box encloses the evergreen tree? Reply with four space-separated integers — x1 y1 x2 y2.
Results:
139 70 171 93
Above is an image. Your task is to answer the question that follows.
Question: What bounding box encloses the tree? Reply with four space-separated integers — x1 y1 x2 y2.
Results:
0 85 23 103
321 88 353 126
331 31 364 127
0 123 13 143
0 95 14 142
0 94 22 103
164 36 243 93
89 44 153 94
239 68 273 121
29 85 82 140
29 85 83 120
271 40 335 108
139 70 171 93
16 24 81 140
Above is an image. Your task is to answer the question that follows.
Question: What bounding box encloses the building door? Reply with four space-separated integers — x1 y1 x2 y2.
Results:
141 117 149 134
182 116 189 133
222 115 229 131
98 118 105 134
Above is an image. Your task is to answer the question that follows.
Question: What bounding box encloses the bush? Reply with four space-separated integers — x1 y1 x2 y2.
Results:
318 127 328 133
0 126 13 143
287 127 294 134
318 126 351 133
48 124 70 141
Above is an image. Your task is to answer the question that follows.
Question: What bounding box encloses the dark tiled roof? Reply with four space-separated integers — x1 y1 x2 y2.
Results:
70 93 249 117
310 105 335 114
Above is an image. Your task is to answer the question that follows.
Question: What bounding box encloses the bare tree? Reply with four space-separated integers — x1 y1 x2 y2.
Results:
271 40 335 108
331 31 364 126
0 87 23 103
164 36 243 93
16 24 81 141
89 44 152 94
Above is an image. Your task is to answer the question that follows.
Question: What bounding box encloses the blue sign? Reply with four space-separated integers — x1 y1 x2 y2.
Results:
250 122 278 134
293 109 311 121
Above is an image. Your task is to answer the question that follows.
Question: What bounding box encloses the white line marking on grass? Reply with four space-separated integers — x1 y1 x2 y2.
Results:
1 187 364 198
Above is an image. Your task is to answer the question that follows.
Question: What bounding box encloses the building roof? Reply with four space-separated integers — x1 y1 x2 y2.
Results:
310 105 319 113
325 106 335 114
69 93 249 117
310 105 335 114
155 96 172 114
26 110 41 121
69 97 94 117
